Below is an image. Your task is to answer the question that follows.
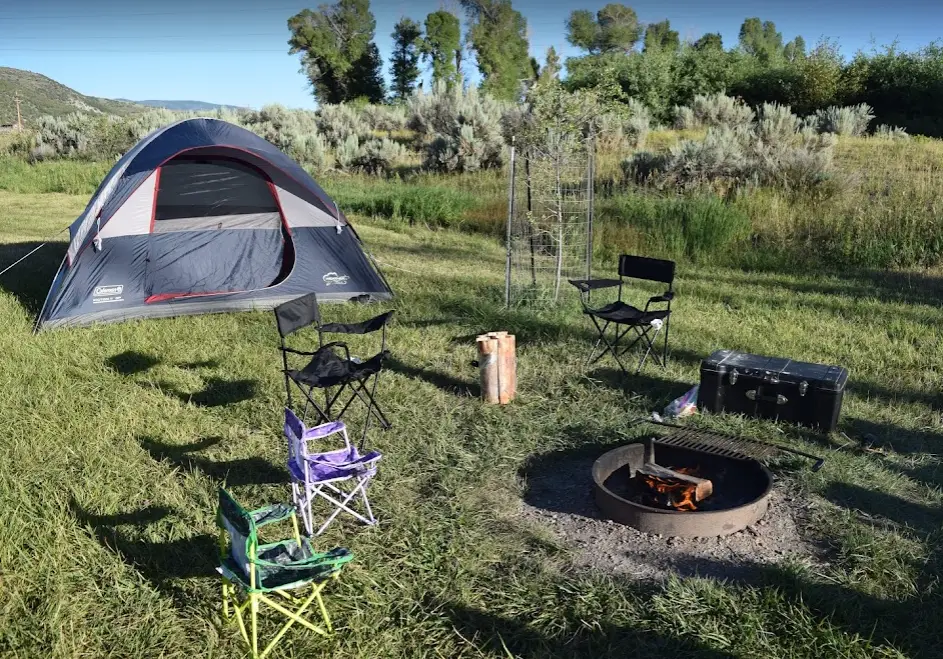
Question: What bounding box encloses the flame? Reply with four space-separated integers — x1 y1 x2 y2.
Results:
640 466 701 512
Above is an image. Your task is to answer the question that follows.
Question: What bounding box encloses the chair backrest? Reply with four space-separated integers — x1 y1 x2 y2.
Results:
275 292 321 338
217 488 256 580
284 408 352 471
619 254 675 286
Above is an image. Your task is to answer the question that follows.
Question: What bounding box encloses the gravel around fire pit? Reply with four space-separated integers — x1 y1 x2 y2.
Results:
518 450 823 583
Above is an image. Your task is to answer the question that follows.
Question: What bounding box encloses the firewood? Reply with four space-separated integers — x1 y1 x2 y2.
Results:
636 463 713 501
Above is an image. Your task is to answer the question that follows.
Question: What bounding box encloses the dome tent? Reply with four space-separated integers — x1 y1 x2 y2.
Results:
36 118 391 331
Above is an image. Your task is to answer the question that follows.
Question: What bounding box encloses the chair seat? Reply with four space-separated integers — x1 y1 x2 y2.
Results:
586 301 669 325
288 349 387 388
288 448 381 483
222 541 351 591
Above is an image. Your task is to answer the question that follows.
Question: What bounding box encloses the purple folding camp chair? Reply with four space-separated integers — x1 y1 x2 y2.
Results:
284 407 382 537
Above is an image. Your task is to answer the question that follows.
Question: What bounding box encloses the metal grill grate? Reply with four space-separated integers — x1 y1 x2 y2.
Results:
653 427 780 462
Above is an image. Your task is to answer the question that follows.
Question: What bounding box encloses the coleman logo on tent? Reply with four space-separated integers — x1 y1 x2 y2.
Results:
94 285 123 297
322 272 349 286
93 285 124 304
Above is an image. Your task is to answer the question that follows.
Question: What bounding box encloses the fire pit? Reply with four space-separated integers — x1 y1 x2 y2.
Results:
592 438 773 537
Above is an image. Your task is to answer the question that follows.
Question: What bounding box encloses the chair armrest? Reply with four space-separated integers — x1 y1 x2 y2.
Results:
647 291 674 304
320 341 351 361
249 503 296 528
321 310 395 336
280 346 318 357
307 451 381 469
568 278 621 293
255 546 354 570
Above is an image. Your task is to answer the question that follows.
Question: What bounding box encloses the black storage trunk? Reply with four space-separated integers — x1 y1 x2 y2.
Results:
698 350 848 432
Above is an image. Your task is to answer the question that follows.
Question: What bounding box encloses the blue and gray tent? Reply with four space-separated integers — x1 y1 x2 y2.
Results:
36 117 392 331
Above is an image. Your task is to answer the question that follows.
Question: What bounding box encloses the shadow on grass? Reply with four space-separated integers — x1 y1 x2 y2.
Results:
106 350 161 375
138 436 287 487
386 356 477 397
437 597 740 658
840 417 943 455
823 481 943 535
68 497 217 604
708 268 943 310
0 240 66 313
155 377 257 408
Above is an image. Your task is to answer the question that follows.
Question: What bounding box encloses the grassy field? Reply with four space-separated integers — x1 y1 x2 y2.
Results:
2 180 943 658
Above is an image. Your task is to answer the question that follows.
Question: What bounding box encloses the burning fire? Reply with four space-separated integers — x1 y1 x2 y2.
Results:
641 467 701 511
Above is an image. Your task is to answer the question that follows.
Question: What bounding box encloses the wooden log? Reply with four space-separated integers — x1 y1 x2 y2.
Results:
477 332 516 404
636 463 713 502
477 334 500 404
504 334 517 403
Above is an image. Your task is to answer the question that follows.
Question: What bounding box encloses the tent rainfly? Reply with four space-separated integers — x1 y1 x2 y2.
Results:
36 117 392 331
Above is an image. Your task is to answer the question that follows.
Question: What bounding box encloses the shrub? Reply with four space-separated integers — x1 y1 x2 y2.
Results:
361 104 407 133
681 93 756 129
873 124 910 140
815 103 875 136
756 102 801 147
625 118 838 194
673 105 697 130
408 83 506 173
355 138 407 174
335 134 362 171
316 104 372 148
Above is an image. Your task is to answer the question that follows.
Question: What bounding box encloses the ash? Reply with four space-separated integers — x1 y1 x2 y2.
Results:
517 451 824 583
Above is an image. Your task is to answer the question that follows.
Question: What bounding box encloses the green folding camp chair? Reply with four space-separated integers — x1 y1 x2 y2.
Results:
216 488 354 658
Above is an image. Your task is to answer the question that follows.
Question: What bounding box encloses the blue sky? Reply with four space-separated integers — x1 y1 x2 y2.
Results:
0 0 940 109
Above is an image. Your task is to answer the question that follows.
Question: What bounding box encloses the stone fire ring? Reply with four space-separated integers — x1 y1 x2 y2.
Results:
592 443 774 538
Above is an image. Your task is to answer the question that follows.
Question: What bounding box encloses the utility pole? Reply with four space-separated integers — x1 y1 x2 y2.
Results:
13 91 23 130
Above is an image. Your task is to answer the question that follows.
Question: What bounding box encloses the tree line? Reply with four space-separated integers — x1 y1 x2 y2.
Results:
288 0 943 136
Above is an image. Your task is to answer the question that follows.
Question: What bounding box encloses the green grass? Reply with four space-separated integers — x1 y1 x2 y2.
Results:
3 186 943 657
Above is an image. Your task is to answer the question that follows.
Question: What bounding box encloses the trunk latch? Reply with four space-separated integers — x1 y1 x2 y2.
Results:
729 369 739 385
799 380 808 397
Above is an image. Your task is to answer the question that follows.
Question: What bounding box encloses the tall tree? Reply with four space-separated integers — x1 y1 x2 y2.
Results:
738 17 784 63
390 17 423 99
566 3 641 54
540 46 561 82
287 0 384 104
460 0 532 101
783 35 806 62
694 32 723 52
421 9 462 88
643 19 680 52
348 42 386 102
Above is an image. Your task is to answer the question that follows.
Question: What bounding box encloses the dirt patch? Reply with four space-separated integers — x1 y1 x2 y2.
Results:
518 451 825 583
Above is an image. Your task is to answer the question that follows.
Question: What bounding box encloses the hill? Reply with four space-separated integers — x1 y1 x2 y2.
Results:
0 67 144 126
119 99 248 112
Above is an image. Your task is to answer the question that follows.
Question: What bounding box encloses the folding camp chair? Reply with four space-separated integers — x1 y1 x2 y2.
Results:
284 407 382 537
275 292 393 447
216 488 353 659
569 254 675 376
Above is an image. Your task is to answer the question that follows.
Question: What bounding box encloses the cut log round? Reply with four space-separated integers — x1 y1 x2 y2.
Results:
636 462 714 501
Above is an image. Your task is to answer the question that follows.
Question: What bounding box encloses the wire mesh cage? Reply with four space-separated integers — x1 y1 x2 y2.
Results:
505 131 595 307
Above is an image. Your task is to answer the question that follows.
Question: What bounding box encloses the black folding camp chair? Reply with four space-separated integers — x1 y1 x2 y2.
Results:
569 254 675 376
275 293 393 447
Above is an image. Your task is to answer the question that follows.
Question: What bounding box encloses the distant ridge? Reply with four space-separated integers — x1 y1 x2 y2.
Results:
119 99 249 112
0 67 143 125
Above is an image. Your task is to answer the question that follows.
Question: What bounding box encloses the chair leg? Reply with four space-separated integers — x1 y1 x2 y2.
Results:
250 594 260 659
316 586 333 632
663 315 671 367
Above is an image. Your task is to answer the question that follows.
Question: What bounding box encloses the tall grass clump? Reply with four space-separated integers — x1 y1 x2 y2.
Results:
598 192 752 262
815 104 875 136
325 178 480 229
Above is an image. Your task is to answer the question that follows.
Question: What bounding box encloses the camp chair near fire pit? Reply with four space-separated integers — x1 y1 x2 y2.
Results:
216 488 353 659
569 254 676 376
275 292 393 447
285 407 381 537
